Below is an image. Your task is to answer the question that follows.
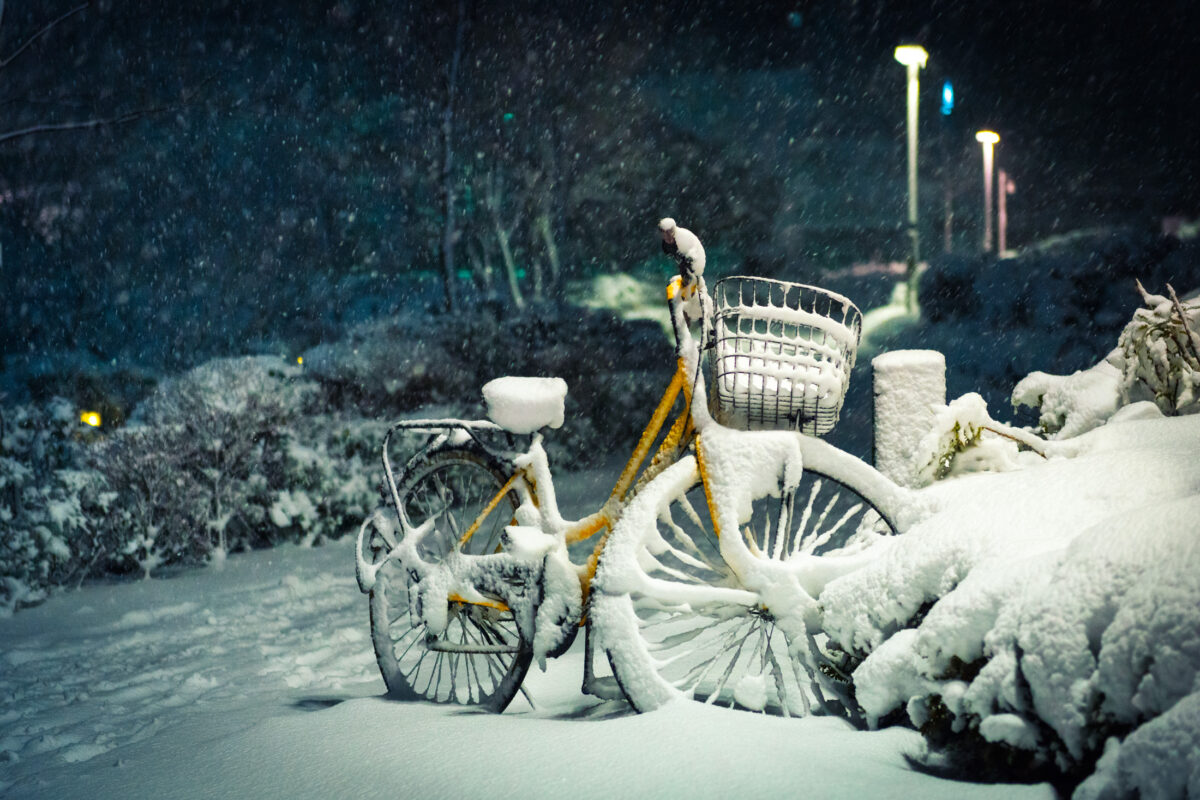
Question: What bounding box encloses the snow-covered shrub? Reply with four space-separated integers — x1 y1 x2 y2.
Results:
88 423 209 577
267 414 384 547
88 357 385 574
103 357 306 568
898 230 1200 419
815 290 1200 793
1116 284 1200 415
0 400 109 614
1014 283 1200 438
908 393 1043 485
1011 360 1123 439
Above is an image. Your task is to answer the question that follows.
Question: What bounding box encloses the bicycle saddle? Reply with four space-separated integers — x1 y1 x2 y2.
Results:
482 376 568 434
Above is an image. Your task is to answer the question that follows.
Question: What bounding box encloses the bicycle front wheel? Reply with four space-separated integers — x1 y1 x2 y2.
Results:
592 452 896 717
368 446 533 712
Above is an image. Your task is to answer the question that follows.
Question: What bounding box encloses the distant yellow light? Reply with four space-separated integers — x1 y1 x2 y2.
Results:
80 411 102 427
296 356 304 365
893 45 928 68
975 130 1000 145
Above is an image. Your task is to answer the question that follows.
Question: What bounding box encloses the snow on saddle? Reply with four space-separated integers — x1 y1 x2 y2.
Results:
482 376 568 434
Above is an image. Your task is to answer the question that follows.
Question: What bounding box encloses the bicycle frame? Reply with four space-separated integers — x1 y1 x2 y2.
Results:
368 275 705 601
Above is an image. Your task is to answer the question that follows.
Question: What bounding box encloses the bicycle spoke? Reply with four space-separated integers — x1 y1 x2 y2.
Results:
647 623 710 653
395 623 424 664
635 606 706 629
743 518 766 557
462 616 505 690
676 615 753 686
773 490 796 562
464 647 485 703
801 501 862 556
766 648 787 715
702 621 754 704
649 527 720 574
643 554 715 586
791 479 821 557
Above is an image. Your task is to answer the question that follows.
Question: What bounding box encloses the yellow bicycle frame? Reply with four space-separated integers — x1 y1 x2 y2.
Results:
452 276 711 610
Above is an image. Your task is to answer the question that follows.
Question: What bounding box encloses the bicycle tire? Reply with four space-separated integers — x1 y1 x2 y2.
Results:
367 445 534 712
591 452 898 717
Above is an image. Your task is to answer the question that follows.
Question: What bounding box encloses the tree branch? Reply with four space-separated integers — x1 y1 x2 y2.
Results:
978 425 1048 458
0 3 88 70
1167 283 1200 368
0 104 168 144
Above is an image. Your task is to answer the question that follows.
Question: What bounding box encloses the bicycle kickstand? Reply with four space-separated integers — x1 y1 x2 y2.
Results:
580 618 626 701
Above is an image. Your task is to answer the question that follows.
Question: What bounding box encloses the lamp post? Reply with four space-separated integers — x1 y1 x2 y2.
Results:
975 130 1000 253
941 80 955 254
894 44 927 310
997 169 1014 255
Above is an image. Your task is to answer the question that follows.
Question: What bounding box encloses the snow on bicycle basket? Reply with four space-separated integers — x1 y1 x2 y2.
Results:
712 276 862 436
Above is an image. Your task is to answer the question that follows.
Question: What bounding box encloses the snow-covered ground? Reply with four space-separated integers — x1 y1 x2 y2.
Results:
0 468 1055 800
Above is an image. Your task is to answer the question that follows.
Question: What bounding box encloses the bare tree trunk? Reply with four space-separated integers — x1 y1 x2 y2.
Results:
482 169 525 309
529 250 545 302
535 213 560 289
541 126 571 294
494 219 525 310
438 0 469 313
467 238 496 300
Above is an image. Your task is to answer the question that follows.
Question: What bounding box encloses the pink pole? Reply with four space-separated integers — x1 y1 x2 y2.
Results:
997 169 1008 254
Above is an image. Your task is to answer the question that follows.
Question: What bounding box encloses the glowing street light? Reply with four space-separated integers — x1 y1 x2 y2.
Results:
894 44 927 309
975 130 1000 253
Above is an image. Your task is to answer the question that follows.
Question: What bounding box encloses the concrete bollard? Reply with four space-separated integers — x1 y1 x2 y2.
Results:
873 350 946 488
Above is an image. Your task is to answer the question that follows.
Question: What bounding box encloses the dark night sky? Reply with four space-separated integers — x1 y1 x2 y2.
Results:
659 0 1200 211
7 0 1198 215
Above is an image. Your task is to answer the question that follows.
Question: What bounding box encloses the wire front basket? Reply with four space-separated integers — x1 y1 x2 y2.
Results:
711 276 862 436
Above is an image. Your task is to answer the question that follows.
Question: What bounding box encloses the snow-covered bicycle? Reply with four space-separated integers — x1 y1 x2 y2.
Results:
355 219 915 714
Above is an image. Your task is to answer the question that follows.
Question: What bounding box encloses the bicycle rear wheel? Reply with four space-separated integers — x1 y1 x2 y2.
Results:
592 453 896 716
367 446 533 712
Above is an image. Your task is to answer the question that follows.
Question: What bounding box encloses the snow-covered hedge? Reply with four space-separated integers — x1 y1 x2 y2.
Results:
0 399 109 614
822 414 1200 796
3 301 672 613
819 289 1200 796
1 357 383 613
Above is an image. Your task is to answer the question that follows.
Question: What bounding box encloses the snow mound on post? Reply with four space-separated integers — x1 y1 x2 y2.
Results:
482 377 567 434
872 350 945 488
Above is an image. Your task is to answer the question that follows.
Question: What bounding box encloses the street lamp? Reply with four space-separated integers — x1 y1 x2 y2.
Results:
894 44 927 309
940 80 955 254
975 130 1000 253
997 169 1015 255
